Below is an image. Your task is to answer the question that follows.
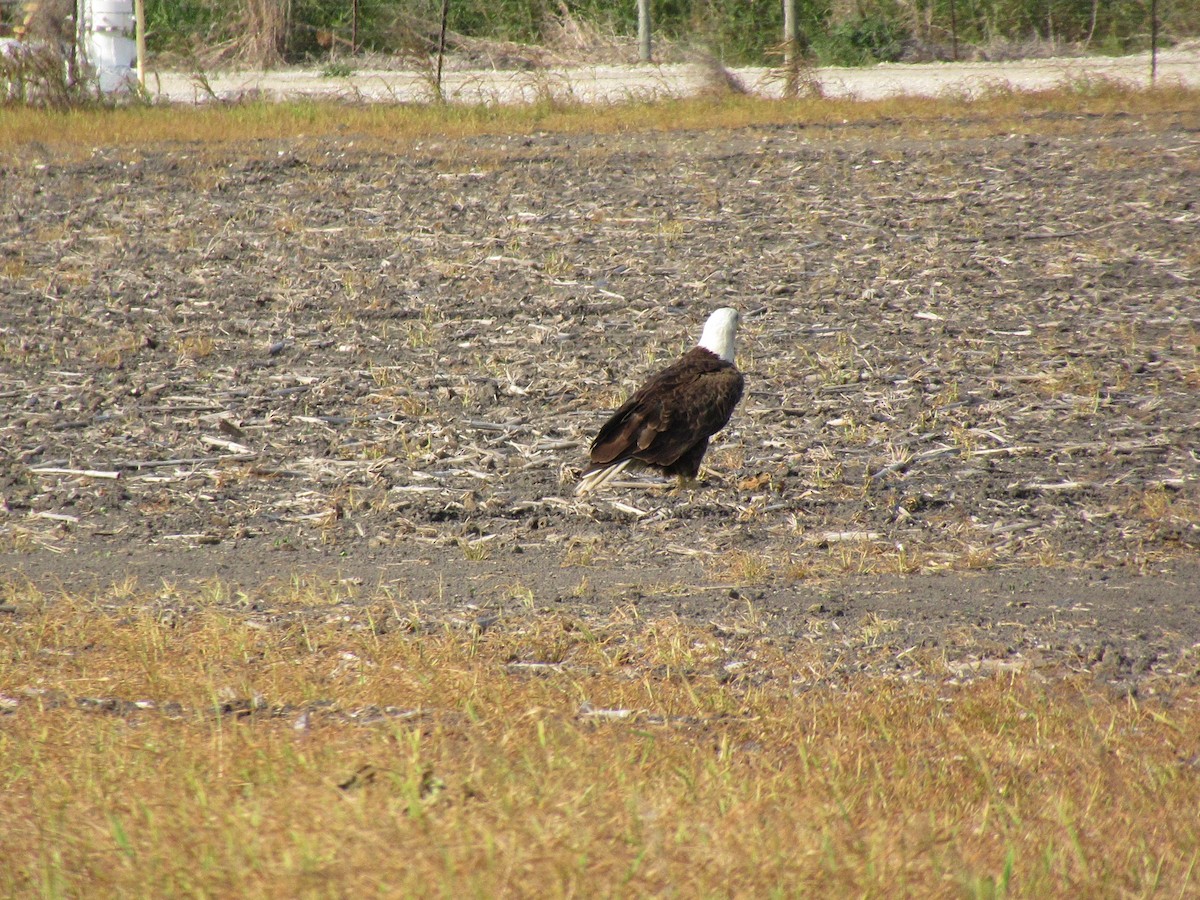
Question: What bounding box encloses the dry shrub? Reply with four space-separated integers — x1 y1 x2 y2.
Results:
185 0 288 69
236 0 287 68
1 40 76 106
19 0 74 44
1 0 83 106
689 46 749 96
539 1 630 64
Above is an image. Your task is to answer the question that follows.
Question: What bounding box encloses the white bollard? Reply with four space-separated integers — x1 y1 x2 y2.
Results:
82 0 136 93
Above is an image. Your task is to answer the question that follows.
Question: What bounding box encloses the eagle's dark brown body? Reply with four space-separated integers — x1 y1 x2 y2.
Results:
581 347 744 489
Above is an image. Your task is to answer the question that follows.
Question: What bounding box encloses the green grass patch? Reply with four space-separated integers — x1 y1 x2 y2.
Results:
1 581 1198 896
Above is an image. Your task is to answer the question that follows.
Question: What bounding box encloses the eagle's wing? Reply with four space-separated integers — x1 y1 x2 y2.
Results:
587 351 743 470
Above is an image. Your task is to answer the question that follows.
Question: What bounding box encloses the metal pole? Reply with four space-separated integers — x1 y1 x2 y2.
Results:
638 0 652 63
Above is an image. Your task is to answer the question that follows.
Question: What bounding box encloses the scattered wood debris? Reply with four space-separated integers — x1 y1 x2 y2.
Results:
1 120 1197 583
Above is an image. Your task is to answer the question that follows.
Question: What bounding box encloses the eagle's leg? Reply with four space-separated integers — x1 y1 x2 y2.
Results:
667 440 709 493
672 473 702 493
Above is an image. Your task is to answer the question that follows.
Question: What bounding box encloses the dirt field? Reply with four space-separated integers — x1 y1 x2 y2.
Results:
2 102 1199 692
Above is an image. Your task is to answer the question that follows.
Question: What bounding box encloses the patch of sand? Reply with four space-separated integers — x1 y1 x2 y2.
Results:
150 48 1200 105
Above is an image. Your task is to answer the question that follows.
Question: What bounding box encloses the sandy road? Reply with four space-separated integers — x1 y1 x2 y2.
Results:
150 47 1200 105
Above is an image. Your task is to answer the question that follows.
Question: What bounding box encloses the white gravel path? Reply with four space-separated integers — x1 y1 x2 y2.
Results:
150 47 1200 105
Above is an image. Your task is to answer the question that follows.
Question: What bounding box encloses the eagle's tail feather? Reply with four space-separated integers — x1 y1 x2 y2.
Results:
575 459 632 496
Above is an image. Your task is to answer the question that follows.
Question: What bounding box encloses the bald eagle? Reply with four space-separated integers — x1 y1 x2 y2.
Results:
576 308 744 495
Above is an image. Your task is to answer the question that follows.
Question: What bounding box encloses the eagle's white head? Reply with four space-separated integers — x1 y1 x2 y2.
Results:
697 307 740 364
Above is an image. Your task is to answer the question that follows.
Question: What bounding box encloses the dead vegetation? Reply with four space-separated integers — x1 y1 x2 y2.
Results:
1 93 1197 581
2 583 1199 896
2 92 1200 896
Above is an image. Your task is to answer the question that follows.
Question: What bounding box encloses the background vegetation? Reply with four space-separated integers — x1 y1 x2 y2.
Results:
133 0 1200 68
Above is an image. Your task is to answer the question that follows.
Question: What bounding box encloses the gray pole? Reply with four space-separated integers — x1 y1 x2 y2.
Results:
783 0 797 96
638 0 652 63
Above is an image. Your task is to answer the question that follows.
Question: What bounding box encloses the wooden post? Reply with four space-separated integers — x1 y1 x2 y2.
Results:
949 0 958 61
284 0 293 59
133 0 145 87
436 0 449 101
70 0 84 86
1151 0 1158 83
783 0 797 97
637 0 652 63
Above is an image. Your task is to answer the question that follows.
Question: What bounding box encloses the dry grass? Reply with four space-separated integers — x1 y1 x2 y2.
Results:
1 82 1196 154
2 581 1199 896
2 77 1199 895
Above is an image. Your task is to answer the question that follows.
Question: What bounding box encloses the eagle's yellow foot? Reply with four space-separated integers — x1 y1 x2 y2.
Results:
672 475 702 493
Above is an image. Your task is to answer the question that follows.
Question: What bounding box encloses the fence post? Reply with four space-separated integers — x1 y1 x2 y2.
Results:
134 0 145 85
436 0 449 100
1151 0 1158 83
638 0 652 62
949 0 958 61
783 0 797 97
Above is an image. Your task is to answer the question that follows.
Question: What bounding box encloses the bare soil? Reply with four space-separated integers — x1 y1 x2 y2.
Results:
2 107 1199 692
